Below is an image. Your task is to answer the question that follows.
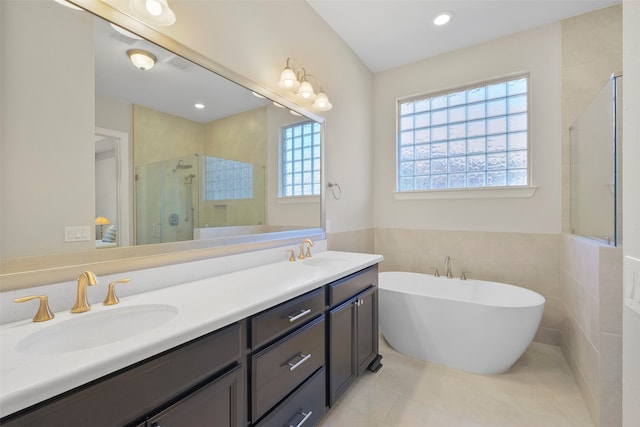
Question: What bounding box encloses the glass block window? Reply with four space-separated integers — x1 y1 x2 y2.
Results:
280 121 321 197
203 156 253 200
397 75 529 191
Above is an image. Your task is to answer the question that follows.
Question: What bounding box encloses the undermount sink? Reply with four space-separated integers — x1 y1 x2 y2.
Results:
16 304 178 355
302 256 350 268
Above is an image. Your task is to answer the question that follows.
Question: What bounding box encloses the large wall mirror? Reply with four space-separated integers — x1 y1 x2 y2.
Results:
0 0 324 289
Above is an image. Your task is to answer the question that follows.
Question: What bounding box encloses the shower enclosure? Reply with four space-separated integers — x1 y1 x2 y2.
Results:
135 155 200 245
135 154 265 245
570 75 623 245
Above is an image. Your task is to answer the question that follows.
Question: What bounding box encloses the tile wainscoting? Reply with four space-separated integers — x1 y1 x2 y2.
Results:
327 228 623 426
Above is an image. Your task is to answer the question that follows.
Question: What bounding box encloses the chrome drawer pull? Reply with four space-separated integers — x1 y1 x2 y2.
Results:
288 308 311 323
288 410 313 427
286 353 311 371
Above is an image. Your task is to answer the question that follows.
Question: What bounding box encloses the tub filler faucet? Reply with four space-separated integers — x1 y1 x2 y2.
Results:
444 256 453 279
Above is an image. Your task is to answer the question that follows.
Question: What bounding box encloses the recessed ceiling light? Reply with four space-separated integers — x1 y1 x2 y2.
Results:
194 103 205 109
433 11 453 26
251 91 266 99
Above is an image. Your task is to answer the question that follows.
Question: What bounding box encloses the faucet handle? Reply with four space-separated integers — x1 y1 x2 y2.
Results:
432 268 440 277
103 278 131 306
14 295 55 322
460 272 467 280
287 249 296 262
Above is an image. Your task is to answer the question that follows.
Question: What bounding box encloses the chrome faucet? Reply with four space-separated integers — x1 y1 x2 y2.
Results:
71 271 99 313
298 238 315 259
444 256 453 279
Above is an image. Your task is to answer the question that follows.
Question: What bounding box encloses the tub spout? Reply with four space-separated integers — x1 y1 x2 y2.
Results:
444 256 453 279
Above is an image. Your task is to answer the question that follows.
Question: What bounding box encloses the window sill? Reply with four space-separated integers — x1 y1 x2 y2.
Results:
277 196 321 204
393 186 537 200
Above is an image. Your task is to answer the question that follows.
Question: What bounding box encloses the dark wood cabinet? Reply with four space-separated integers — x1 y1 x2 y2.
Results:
328 266 379 407
250 317 325 421
145 364 244 427
1 263 379 427
255 367 326 427
0 323 244 427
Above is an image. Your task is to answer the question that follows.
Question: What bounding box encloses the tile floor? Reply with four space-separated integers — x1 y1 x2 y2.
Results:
319 338 594 427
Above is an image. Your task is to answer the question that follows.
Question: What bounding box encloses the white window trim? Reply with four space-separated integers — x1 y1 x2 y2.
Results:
393 185 537 200
277 195 321 204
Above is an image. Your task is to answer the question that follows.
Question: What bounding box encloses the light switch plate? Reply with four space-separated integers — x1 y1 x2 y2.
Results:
64 226 91 243
624 256 640 314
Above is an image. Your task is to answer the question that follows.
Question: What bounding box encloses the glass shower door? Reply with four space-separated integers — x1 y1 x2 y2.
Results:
570 75 622 245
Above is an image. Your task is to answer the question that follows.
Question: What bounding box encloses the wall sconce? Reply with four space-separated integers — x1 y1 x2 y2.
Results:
129 0 176 26
278 58 333 112
127 49 157 70
95 216 110 239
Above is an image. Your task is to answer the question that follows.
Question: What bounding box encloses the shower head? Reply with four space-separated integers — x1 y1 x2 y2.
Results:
172 159 193 172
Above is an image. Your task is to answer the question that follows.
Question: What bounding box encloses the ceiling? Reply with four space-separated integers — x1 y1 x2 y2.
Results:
94 16 269 124
306 0 621 73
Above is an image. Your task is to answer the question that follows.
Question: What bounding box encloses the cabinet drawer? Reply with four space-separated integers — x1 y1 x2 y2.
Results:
251 317 325 421
146 364 244 427
0 322 243 427
251 288 325 349
255 367 326 427
328 265 378 307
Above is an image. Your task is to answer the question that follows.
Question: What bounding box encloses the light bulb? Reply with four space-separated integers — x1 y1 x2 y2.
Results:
145 0 163 16
313 91 332 111
129 0 176 26
298 80 315 100
279 67 298 89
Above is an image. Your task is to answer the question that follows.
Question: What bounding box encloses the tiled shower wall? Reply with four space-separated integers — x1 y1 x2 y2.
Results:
561 234 622 426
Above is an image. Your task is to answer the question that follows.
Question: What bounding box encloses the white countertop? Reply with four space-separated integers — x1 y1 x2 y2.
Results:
0 250 382 418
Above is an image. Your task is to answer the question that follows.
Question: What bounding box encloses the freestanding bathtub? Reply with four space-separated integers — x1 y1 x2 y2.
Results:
378 271 545 375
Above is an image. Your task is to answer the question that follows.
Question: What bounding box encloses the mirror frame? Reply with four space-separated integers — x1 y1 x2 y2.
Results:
0 0 326 291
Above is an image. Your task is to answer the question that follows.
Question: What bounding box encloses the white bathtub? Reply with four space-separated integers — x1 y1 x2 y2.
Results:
378 271 545 375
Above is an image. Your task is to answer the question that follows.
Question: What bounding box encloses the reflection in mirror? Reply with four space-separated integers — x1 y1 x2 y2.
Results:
1 0 322 268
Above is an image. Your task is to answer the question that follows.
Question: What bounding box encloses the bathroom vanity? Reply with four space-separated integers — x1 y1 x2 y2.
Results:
0 251 381 427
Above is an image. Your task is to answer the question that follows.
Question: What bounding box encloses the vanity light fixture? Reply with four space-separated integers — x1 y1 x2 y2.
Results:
277 58 333 111
278 58 300 89
433 11 454 26
129 0 176 26
312 90 333 112
297 71 316 101
127 49 156 71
